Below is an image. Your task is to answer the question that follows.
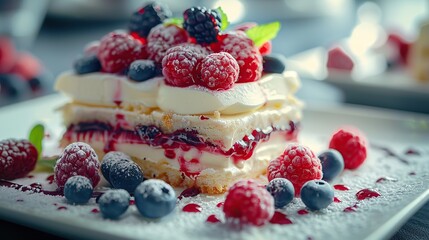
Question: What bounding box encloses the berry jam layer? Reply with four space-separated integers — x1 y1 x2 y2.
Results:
63 121 299 178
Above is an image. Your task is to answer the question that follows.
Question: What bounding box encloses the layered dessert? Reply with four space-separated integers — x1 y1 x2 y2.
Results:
55 3 302 193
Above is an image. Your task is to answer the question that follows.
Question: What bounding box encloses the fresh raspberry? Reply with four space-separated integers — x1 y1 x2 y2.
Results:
147 24 188 46
0 37 17 73
147 41 171 65
219 32 262 83
0 139 38 180
327 47 354 71
54 142 100 189
10 53 42 80
223 180 274 226
267 143 322 196
165 43 211 56
329 127 368 169
234 22 257 32
162 46 206 87
199 52 239 90
128 2 172 38
97 32 145 73
183 7 221 44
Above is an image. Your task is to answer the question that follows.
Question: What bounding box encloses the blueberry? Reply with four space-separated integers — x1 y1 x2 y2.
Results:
109 160 144 193
134 179 176 218
0 74 22 97
101 151 132 184
266 178 295 208
63 176 93 204
98 189 130 219
319 149 344 182
262 55 286 73
300 180 334 211
73 55 101 74
128 60 156 82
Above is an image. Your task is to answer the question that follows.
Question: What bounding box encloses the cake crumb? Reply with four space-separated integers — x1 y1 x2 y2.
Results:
213 111 221 119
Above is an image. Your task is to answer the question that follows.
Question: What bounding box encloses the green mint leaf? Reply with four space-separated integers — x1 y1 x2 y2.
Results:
36 156 58 172
28 124 44 159
164 18 184 27
217 7 229 31
245 21 281 47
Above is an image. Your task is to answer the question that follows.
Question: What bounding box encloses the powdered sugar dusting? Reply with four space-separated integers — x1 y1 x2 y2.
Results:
1 137 429 239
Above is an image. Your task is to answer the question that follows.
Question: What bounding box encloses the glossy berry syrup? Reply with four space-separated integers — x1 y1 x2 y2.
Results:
270 211 293 225
64 121 299 178
206 215 220 223
178 187 201 200
333 184 350 191
356 189 380 200
182 203 202 213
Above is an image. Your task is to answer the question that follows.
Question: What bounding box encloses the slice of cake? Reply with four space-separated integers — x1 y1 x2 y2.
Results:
55 3 303 193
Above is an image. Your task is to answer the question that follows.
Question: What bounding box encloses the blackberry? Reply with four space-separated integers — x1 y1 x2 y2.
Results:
183 7 221 44
128 2 172 38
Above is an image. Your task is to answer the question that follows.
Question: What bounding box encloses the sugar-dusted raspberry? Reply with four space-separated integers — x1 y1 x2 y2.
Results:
328 127 368 169
219 32 262 83
54 142 100 189
0 139 38 180
267 143 323 196
162 47 203 87
147 41 171 65
97 31 146 73
147 24 188 46
234 22 257 32
223 180 274 226
199 52 239 90
165 43 211 56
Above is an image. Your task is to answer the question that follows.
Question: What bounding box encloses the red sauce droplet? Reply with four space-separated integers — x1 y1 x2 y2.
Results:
356 189 380 200
376 177 398 183
16 199 23 202
216 202 224 208
343 203 358 212
200 116 209 120
270 211 293 225
405 148 420 155
57 206 67 211
46 175 55 184
164 149 176 159
206 214 220 223
91 208 100 213
334 184 350 191
178 187 201 200
182 203 202 213
27 175 34 179
297 209 309 215
30 183 42 189
129 199 135 205
409 172 416 176
334 197 341 203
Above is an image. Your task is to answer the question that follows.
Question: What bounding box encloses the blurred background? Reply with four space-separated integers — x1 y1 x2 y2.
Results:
0 0 428 113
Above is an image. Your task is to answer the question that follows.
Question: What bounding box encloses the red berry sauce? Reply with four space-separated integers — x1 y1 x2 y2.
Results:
333 184 350 191
57 206 67 211
46 174 55 184
206 214 220 223
356 189 380 200
91 208 100 214
376 177 398 183
64 121 299 178
178 187 201 200
269 211 293 225
297 209 309 215
343 203 358 212
182 203 202 213
216 202 224 208
334 197 342 203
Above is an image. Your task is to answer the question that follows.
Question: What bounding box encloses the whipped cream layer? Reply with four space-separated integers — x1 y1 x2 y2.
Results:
55 71 300 115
